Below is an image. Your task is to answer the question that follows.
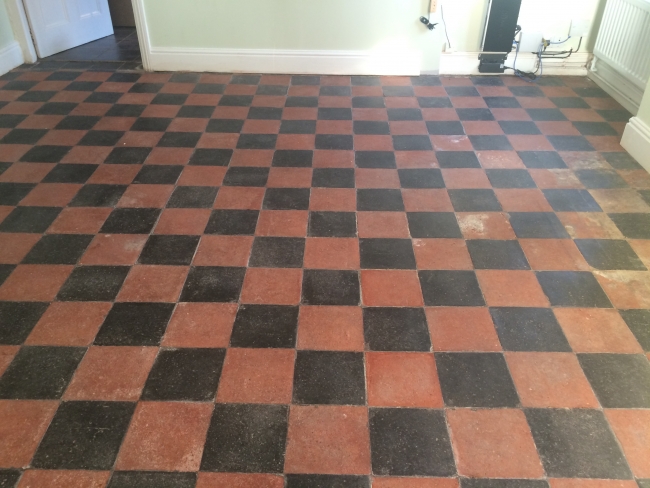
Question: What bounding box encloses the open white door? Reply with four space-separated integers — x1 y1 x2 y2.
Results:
23 0 114 58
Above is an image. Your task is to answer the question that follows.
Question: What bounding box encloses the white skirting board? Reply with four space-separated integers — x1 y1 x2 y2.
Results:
588 57 645 115
621 117 650 173
0 41 24 77
439 52 591 76
147 48 422 76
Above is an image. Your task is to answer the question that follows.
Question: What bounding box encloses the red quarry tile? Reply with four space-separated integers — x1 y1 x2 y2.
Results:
630 240 650 269
477 270 549 307
352 108 388 121
558 212 624 239
490 108 531 121
562 109 603 122
17 470 110 488
0 162 53 182
0 346 18 377
283 108 318 120
462 121 504 135
177 167 226 187
0 233 40 264
297 306 365 351
267 168 312 188
620 169 650 189
118 128 163 147
317 121 353 134
194 235 253 267
146 147 193 165
518 97 555 109
240 119 280 134
312 150 355 168
303 238 360 270
355 169 401 188
0 144 29 162
457 212 516 239
354 135 393 151
169 118 209 132
506 352 599 408
431 135 473 151
530 169 583 189
37 130 84 146
402 189 453 212
554 308 643 353
442 169 491 189
258 201 311 229
451 97 487 109
285 405 371 475
389 121 428 135
536 121 580 135
162 302 237 348
590 189 650 213
605 409 650 479
560 152 608 170
520 239 590 271
361 270 423 307
0 206 10 225
153 209 211 235
357 212 410 238
217 348 295 404
447 408 544 479
507 135 554 151
16 115 62 129
495 189 553 212
395 151 438 169
96 118 136 132
0 400 58 467
20 183 83 207
47 207 111 234
289 85 319 96
309 188 356 211
321 75 350 85
64 346 157 401
241 268 302 305
549 480 639 488
0 265 72 301
116 265 188 303
196 473 284 488
352 87 383 97
202 136 240 154
26 302 111 346
441 77 473 86
117 184 174 208
87 164 139 184
80 234 147 265
142 105 179 118
365 352 443 408
477 86 512 97
595 271 650 309
276 134 315 150
116 402 213 472
214 187 265 209
372 478 459 488
426 307 501 352
213 106 249 119
252 96 286 108
413 239 473 270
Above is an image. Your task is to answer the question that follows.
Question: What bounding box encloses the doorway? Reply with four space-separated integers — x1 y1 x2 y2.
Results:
22 0 142 68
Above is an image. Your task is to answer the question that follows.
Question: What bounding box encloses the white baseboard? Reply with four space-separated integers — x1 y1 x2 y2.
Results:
147 47 422 76
621 117 650 173
439 52 590 76
0 41 24 77
588 57 643 115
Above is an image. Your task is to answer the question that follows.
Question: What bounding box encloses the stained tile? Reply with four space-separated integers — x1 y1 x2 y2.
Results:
201 403 288 472
0 400 58 467
525 409 632 479
32 401 135 470
369 408 455 476
537 271 612 307
108 472 196 488
609 213 650 239
543 189 602 212
605 409 650 479
490 307 570 352
509 212 570 238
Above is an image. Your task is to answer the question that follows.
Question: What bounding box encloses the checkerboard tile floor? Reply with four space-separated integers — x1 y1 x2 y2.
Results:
1 64 650 488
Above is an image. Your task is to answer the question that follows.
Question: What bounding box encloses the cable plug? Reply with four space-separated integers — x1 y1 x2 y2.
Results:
420 17 437 30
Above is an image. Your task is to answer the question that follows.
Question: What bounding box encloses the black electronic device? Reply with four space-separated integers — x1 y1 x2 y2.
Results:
479 0 523 73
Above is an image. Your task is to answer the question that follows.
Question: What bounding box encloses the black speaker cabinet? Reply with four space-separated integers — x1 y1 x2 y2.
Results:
479 0 523 73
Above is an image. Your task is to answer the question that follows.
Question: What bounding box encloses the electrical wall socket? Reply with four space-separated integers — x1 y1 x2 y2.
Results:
430 0 438 13
570 19 590 38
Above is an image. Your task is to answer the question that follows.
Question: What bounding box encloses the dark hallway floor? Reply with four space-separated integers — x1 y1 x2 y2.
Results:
0 64 649 488
38 27 141 70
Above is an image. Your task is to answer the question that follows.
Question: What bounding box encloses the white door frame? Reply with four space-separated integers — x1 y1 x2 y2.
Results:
4 0 148 65
131 0 151 70
4 0 37 63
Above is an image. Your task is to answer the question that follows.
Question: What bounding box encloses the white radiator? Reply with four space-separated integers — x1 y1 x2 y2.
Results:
591 0 650 113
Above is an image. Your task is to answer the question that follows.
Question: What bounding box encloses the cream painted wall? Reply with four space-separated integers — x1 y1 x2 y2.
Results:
139 0 601 72
0 1 16 50
142 0 442 71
